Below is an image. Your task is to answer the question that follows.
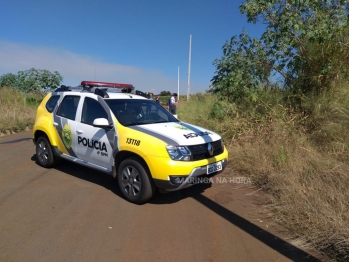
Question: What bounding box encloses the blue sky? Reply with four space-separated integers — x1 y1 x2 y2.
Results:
0 0 264 95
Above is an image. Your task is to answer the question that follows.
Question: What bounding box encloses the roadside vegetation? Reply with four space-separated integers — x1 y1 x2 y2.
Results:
0 87 39 134
1 1 348 260
180 1 349 260
208 1 349 260
177 85 349 261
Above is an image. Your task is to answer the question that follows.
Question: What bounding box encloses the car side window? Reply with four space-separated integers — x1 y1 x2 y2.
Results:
56 95 80 120
81 97 108 125
46 95 59 113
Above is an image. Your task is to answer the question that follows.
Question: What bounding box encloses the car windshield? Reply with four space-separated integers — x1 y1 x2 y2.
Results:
105 99 178 126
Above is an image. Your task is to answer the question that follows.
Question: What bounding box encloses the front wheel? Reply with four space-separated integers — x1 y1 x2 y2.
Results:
36 136 59 168
117 157 155 204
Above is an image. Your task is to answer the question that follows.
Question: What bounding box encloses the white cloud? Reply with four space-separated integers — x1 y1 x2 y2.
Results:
0 40 183 94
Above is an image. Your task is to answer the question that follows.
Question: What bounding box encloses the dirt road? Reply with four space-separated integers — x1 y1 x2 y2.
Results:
0 131 321 262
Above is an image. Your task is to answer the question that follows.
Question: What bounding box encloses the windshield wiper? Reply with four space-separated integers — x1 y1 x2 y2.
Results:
135 122 150 126
153 120 170 124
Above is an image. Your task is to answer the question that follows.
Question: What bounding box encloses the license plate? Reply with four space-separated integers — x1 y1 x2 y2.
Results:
207 161 222 174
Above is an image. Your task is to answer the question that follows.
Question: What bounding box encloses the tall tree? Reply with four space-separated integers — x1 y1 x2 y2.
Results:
16 68 63 95
0 73 17 88
160 91 171 96
211 0 349 102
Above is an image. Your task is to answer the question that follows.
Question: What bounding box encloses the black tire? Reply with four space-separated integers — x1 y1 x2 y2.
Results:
117 157 155 204
36 136 59 168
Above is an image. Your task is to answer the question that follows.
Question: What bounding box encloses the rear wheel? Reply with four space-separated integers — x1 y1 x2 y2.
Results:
36 136 59 168
117 157 155 204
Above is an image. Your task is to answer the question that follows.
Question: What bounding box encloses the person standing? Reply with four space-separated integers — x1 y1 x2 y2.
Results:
169 93 178 115
155 95 160 104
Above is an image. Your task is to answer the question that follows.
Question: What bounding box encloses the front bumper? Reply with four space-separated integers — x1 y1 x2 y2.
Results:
153 158 228 191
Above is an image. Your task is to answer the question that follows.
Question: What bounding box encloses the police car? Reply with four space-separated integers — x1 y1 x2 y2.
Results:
32 81 228 204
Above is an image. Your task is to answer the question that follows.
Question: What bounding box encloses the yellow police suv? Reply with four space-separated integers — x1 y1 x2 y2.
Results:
32 81 228 204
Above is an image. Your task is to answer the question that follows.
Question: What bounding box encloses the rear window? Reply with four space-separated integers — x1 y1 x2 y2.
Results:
56 95 80 120
45 95 60 113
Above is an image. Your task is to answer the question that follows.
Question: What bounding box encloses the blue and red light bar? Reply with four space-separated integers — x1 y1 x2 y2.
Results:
81 81 134 89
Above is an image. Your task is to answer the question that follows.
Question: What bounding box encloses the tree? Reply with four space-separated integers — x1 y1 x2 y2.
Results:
16 68 63 95
210 32 271 102
0 73 17 88
160 91 171 96
211 0 349 102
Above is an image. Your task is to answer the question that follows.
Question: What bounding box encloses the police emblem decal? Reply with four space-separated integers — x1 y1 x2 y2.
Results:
62 123 72 149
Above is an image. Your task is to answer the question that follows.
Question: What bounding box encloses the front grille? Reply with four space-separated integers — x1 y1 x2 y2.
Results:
187 140 223 161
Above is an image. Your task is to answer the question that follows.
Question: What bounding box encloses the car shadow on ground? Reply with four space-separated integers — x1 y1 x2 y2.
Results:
31 156 323 262
0 137 32 144
192 193 322 261
31 155 212 204
31 155 124 197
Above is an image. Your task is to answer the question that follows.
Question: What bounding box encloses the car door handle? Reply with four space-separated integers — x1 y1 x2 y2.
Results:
53 122 58 126
76 130 84 134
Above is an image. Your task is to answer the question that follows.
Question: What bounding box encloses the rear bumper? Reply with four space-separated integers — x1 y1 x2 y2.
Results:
153 158 228 191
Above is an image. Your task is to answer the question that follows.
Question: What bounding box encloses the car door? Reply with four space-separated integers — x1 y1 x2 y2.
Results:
53 95 80 157
75 96 115 170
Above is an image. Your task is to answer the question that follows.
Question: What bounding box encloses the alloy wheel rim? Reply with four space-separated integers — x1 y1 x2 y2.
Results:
121 166 141 196
37 141 49 164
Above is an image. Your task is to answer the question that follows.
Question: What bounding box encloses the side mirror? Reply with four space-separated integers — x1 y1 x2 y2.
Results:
93 118 113 128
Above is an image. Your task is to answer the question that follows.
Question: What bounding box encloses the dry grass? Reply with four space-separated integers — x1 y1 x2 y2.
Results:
178 87 349 261
230 125 349 260
0 87 38 134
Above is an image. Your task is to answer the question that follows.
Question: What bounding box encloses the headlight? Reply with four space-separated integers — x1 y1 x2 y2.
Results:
166 145 192 161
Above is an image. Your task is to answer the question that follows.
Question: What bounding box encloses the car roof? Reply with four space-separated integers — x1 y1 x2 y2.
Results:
53 89 148 100
104 92 147 100
53 80 148 100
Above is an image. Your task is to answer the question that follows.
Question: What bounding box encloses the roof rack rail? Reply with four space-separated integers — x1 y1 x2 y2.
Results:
135 90 148 98
53 81 140 98
55 85 71 92
94 88 109 98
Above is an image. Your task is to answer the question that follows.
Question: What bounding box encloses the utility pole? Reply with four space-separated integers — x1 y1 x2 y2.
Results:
187 34 192 101
177 66 180 101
